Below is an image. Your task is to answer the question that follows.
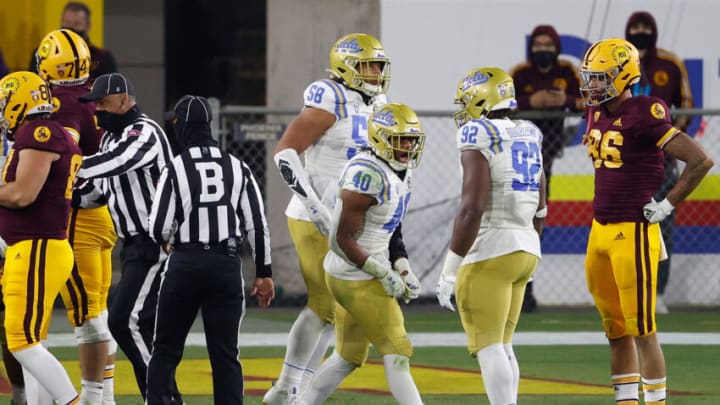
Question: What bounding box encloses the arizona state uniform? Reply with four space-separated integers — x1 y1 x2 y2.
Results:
454 117 543 355
0 120 82 352
324 151 413 366
53 84 117 329
285 79 382 323
584 95 677 339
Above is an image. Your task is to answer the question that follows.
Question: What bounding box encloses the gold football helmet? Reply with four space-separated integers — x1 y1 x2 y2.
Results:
453 67 517 127
36 29 91 85
0 71 55 138
328 33 390 96
367 103 425 170
580 38 640 106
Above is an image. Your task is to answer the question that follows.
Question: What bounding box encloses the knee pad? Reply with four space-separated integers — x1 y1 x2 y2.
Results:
74 316 112 344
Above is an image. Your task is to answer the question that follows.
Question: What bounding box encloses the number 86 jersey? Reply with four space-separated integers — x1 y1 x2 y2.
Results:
456 118 543 262
325 151 412 280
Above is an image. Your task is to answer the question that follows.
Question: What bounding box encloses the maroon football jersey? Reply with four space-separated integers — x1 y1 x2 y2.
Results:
52 84 103 155
586 96 678 223
0 120 82 244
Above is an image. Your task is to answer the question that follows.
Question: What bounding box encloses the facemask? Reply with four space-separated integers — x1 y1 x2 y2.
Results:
532 51 556 69
95 108 139 134
627 33 653 50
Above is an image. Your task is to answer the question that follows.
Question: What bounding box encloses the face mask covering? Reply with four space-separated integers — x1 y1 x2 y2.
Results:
95 110 129 133
532 51 556 69
627 33 653 50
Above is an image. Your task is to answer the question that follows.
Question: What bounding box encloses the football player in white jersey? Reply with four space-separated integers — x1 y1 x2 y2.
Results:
435 67 547 405
300 103 424 405
265 33 401 404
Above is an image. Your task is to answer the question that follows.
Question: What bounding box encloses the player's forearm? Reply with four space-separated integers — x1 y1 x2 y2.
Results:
274 148 322 204
667 154 714 205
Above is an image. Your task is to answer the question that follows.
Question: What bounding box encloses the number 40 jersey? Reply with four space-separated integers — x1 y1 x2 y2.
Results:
457 118 543 263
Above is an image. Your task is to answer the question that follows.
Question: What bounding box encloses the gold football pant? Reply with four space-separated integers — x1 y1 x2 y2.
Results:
288 218 335 323
2 239 74 352
456 251 538 356
61 206 117 327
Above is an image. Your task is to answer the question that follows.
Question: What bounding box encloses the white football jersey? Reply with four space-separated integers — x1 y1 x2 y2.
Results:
456 118 543 263
325 151 412 280
285 79 381 221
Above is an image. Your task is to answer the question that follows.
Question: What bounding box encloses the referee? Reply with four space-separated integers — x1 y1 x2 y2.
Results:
147 95 274 404
76 73 182 401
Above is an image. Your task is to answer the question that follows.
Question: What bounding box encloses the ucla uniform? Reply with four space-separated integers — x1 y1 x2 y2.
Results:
285 79 382 323
324 151 413 365
455 118 543 355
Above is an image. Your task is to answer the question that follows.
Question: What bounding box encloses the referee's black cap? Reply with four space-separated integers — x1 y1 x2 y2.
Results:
79 73 135 103
165 95 212 123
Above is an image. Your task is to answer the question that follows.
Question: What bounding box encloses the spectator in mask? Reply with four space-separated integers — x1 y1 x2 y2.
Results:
30 2 118 82
510 24 583 313
625 11 693 314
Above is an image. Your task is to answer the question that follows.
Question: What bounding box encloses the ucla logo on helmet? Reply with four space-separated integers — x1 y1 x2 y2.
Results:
462 71 490 91
372 108 397 126
336 38 362 54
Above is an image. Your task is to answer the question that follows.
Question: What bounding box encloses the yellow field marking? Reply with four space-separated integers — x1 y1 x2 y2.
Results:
0 358 613 396
550 174 720 201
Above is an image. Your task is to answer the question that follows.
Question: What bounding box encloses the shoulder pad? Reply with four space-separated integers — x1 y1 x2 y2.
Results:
340 157 392 203
303 80 349 119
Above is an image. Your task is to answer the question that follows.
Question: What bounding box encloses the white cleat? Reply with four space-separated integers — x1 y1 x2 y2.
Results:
655 295 670 314
263 384 300 405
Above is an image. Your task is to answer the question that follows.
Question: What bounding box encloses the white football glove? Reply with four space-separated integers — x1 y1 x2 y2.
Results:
394 258 421 303
306 202 332 236
643 198 674 224
435 274 456 312
363 256 405 298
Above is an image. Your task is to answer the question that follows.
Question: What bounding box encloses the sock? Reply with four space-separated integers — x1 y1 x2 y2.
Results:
299 323 334 393
503 343 519 402
102 364 116 404
383 354 423 405
303 351 356 404
642 376 667 404
612 373 640 404
80 379 103 404
14 345 78 404
477 343 515 405
20 359 66 405
276 308 327 390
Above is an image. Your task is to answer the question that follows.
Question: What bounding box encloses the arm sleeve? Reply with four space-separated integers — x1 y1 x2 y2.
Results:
78 124 159 178
148 165 177 244
238 160 272 278
388 222 408 263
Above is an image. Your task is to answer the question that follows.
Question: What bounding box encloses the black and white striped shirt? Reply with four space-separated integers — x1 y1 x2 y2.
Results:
148 145 272 277
77 114 173 239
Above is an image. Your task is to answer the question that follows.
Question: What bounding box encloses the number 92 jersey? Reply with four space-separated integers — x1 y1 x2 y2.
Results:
324 152 412 281
285 79 382 221
456 118 543 262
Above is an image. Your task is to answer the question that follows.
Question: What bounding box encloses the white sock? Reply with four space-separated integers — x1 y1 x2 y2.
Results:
642 376 667 403
102 364 116 404
477 343 515 405
277 308 327 390
503 343 519 402
383 354 423 405
299 323 334 393
303 351 356 404
23 365 53 405
15 345 77 404
81 379 103 404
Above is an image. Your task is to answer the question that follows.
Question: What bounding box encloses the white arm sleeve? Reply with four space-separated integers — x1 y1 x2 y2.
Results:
274 148 323 206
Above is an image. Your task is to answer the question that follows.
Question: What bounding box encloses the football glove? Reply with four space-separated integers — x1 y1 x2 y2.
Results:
643 198 674 224
435 273 456 312
306 202 332 237
394 257 421 303
363 256 405 298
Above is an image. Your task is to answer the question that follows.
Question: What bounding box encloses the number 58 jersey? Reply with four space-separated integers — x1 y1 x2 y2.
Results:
285 79 381 221
325 151 412 281
457 118 543 262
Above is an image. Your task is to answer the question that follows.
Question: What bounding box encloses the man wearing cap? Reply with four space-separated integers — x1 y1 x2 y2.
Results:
76 73 182 401
147 95 274 404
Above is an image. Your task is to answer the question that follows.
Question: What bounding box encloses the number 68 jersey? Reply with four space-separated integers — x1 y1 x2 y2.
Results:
285 79 383 221
324 151 412 281
457 118 543 263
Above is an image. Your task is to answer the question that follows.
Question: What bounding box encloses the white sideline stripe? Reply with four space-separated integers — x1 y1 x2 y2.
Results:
45 332 720 347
